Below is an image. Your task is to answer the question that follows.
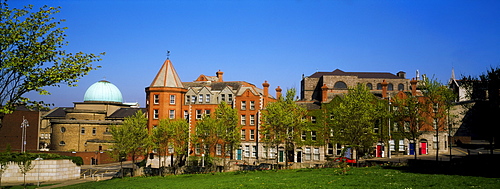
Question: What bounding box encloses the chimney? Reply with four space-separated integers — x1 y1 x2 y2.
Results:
276 86 282 99
410 78 418 96
321 84 328 103
381 80 388 98
397 71 406 79
262 81 270 97
216 70 223 82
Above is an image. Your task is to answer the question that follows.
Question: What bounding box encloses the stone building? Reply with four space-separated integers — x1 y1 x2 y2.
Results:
42 80 144 153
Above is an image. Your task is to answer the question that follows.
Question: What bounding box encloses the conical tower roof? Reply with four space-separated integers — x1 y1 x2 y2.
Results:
150 59 184 88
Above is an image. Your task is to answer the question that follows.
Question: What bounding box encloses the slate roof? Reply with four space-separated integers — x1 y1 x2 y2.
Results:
308 69 401 79
108 108 146 119
43 107 73 118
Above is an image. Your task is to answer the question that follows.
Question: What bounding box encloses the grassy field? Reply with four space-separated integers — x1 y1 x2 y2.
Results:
59 166 500 189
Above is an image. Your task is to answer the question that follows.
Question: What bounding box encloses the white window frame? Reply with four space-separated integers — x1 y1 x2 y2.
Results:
241 101 246 110
250 101 255 110
199 94 203 103
154 109 159 119
250 115 255 125
250 129 255 140
241 129 246 140
206 94 210 103
196 110 202 119
154 94 160 104
241 115 246 125
169 110 175 119
170 95 175 104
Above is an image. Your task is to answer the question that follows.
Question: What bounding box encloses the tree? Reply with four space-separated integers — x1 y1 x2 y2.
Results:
392 93 424 159
331 84 380 161
261 88 307 169
0 153 12 188
420 76 456 160
16 153 34 188
110 111 148 176
0 2 103 126
149 119 171 176
164 119 189 175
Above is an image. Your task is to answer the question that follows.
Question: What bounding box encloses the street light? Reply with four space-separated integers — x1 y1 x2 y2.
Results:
35 156 43 187
21 116 29 153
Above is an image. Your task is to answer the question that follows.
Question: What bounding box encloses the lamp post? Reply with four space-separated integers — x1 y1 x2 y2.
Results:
388 97 392 159
35 156 43 187
21 116 29 153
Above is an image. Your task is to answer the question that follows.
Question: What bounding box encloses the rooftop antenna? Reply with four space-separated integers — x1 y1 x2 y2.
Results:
167 50 171 60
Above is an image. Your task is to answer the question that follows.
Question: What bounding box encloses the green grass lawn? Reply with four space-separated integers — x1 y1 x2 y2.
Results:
63 166 499 189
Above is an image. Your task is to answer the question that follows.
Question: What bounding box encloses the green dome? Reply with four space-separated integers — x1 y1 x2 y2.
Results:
84 80 123 103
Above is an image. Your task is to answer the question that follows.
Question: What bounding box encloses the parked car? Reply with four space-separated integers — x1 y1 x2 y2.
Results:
334 157 356 163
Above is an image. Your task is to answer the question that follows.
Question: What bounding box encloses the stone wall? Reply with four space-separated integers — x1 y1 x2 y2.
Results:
1 159 80 183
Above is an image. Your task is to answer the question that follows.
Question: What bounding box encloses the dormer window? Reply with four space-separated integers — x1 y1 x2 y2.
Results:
205 94 210 103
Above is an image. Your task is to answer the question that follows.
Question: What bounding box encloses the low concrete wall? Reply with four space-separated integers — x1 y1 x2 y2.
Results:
2 159 80 183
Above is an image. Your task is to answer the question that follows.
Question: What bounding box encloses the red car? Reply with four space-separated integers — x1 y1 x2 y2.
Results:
334 157 356 163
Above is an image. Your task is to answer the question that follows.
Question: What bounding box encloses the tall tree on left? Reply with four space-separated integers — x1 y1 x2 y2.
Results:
0 1 104 126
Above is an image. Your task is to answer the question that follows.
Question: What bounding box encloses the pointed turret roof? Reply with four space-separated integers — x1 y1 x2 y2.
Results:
150 59 184 88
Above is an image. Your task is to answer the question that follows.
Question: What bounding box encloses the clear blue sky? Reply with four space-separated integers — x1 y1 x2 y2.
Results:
12 0 500 107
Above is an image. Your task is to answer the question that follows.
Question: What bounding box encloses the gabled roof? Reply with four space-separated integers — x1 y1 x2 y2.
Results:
308 69 401 79
150 59 184 88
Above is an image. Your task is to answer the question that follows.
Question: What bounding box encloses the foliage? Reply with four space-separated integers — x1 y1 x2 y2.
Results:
214 101 240 159
330 84 381 159
110 110 148 175
164 119 190 174
0 2 103 115
64 166 500 189
15 153 34 187
261 88 307 165
392 92 423 159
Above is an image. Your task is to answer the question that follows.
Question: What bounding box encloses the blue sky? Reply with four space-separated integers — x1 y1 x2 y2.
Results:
11 0 500 107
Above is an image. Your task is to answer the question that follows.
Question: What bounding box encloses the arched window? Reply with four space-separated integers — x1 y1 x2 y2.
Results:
376 83 382 90
334 81 347 89
60 127 66 133
388 83 394 91
366 83 373 90
398 84 404 91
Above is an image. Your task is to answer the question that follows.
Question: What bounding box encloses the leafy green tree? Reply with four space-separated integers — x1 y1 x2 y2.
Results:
392 93 424 159
16 153 34 188
214 101 239 170
149 119 171 176
331 84 380 161
110 111 148 176
0 2 103 126
261 88 307 168
165 119 189 175
0 152 13 188
420 76 456 160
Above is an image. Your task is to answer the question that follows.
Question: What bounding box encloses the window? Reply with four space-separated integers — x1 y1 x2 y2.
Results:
191 95 196 103
250 115 255 125
169 110 175 119
244 145 250 157
186 95 191 103
404 121 410 132
388 83 394 91
205 94 210 103
241 115 246 125
250 101 255 110
221 94 226 101
433 135 438 149
433 118 438 130
168 145 174 154
81 127 85 134
311 131 317 141
60 127 66 133
154 94 160 104
250 129 255 140
398 84 404 91
334 81 348 89
313 148 320 160
199 94 203 103
205 110 211 117
241 129 246 140
241 101 246 110
184 110 189 120
196 110 202 119
195 144 201 155
336 144 342 156
170 95 175 104
216 144 222 155
377 83 382 90
301 131 307 140
311 116 316 123
154 109 159 119
228 94 233 102
92 127 97 135
327 143 334 155
252 146 257 157
59 141 66 146
366 83 373 90
305 147 311 161
399 140 405 152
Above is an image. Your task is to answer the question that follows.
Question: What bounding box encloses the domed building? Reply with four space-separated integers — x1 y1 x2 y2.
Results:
40 80 144 164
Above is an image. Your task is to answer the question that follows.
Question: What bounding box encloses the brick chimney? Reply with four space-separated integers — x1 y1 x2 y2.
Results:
262 81 270 97
410 78 418 96
276 86 282 99
321 84 328 103
381 80 388 98
216 70 223 82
